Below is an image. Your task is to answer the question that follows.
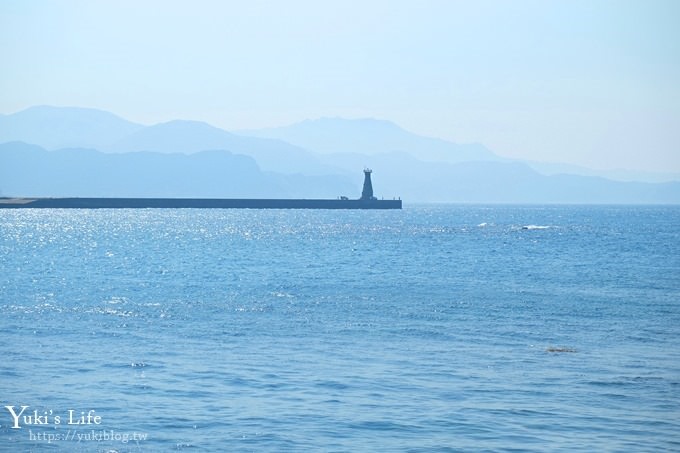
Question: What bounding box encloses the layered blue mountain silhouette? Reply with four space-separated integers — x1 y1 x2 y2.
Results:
0 142 354 199
240 117 498 163
0 106 142 149
1 106 679 202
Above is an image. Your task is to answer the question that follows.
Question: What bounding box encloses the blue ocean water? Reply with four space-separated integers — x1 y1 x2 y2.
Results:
1 205 679 452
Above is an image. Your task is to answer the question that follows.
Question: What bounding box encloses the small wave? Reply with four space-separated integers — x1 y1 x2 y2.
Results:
96 307 134 317
546 346 576 353
522 225 551 230
105 296 128 305
315 380 350 390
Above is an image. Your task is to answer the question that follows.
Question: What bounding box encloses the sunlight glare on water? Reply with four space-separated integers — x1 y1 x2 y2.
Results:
1 205 679 451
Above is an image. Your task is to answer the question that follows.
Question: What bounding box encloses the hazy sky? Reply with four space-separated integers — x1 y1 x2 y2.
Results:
1 0 679 173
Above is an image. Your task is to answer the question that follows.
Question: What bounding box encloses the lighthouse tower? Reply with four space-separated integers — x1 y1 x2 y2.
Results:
361 169 376 200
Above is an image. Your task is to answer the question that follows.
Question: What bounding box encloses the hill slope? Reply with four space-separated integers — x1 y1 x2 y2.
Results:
240 117 499 164
107 119 337 175
0 106 143 149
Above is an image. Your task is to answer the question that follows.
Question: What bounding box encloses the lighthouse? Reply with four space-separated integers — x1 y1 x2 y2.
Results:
361 169 376 200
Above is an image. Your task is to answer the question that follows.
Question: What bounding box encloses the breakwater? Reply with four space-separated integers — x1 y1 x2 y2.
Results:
0 197 402 209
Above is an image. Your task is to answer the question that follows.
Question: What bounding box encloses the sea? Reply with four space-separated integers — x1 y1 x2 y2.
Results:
1 205 679 452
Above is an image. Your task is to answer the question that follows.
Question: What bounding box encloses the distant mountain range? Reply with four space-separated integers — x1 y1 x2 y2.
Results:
239 117 499 164
1 105 679 203
0 142 355 199
0 106 142 150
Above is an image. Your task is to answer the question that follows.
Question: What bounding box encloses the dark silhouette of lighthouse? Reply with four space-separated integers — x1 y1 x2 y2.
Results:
361 169 376 200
